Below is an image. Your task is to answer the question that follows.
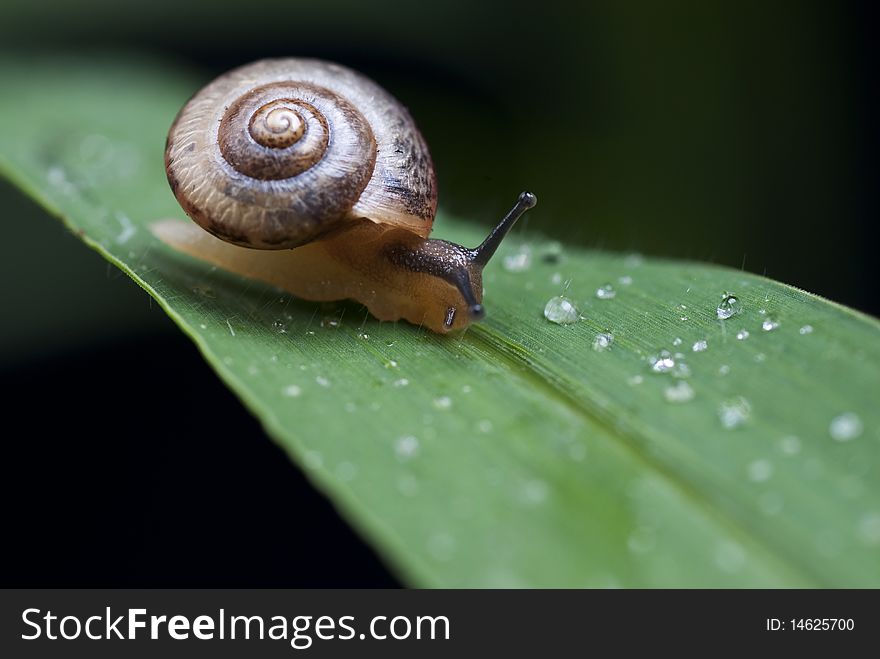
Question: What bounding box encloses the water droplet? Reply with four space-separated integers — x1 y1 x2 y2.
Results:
595 283 616 300
592 332 614 352
550 272 563 285
649 351 676 373
385 359 399 369
628 375 644 386
426 532 456 561
544 296 580 324
714 541 746 573
761 317 780 332
502 245 532 272
719 396 751 429
392 378 410 388
779 435 802 455
718 364 731 376
799 324 814 335
618 275 633 286
282 384 301 398
477 420 494 433
858 513 880 546
315 375 331 388
357 331 370 340
520 480 549 506
540 241 563 263
747 459 773 482
395 435 420 460
664 381 695 403
47 165 77 195
736 329 749 340
754 353 766 363
433 396 453 410
303 450 323 470
335 461 357 482
461 384 472 394
672 337 683 347
114 213 136 244
320 316 340 329
716 292 740 320
199 323 207 330
829 412 863 442
692 339 708 352
271 319 287 334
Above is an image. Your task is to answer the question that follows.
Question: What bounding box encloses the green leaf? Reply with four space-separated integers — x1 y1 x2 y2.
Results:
2 57 878 587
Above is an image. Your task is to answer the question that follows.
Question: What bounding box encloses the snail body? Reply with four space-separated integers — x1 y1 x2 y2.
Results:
155 58 535 333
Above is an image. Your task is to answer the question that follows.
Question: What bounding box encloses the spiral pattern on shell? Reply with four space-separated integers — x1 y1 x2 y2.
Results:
165 59 438 250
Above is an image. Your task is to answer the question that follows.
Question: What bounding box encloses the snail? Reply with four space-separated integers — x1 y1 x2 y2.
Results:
153 58 536 333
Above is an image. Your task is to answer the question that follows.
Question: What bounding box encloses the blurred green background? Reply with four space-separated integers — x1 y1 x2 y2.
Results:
0 0 876 585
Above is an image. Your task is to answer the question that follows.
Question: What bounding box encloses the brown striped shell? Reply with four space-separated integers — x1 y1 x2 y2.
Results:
165 58 438 250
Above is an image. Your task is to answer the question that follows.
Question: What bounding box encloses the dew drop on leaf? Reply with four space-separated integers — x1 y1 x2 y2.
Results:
395 435 420 460
592 332 614 352
829 412 863 441
664 381 695 403
649 351 676 374
539 241 563 264
544 296 580 324
433 396 453 410
282 384 301 398
716 292 740 320
502 245 532 272
719 396 752 429
595 284 616 300
747 459 773 482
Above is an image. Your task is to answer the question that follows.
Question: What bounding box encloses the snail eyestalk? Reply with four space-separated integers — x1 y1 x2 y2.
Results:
447 270 485 320
470 191 537 267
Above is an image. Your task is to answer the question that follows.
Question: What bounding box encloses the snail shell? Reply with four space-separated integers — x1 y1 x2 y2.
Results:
165 58 437 249
157 58 536 333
